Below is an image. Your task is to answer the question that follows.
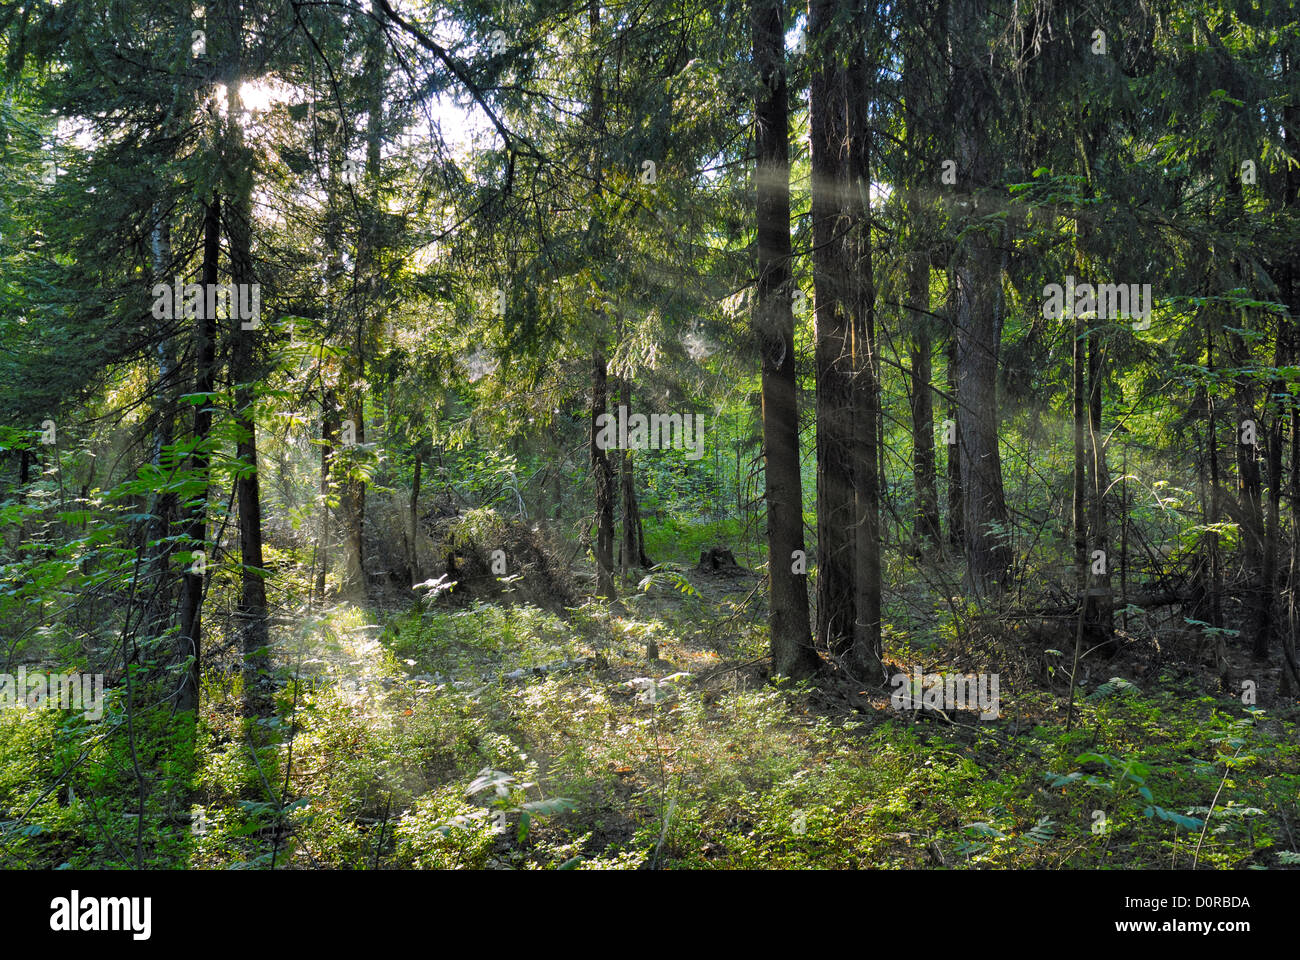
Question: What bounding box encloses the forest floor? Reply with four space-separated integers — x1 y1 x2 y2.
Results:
3 553 1299 869
190 556 1300 870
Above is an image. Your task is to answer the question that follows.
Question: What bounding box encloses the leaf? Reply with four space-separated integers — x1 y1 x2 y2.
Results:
556 856 583 870
1207 88 1245 107
520 798 577 816
964 822 1007 839
1116 758 1149 786
517 811 531 843
1024 817 1056 845
1044 771 1082 788
1144 805 1203 830
466 767 516 797
1088 678 1140 701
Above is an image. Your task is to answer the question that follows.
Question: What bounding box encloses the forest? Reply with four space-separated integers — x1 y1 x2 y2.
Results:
0 0 1298 877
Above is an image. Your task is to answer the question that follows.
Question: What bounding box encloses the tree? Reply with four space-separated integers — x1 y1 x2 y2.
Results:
809 0 859 658
947 0 1010 593
898 9 941 550
808 0 882 677
753 0 819 678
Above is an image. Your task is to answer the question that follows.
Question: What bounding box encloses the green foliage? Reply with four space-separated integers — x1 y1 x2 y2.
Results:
3 0 1300 877
1088 677 1142 701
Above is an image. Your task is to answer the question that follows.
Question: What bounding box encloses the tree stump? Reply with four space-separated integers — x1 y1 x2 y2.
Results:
696 546 747 575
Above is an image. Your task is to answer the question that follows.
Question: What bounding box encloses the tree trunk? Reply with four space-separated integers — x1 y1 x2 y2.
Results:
845 1 883 680
143 207 178 645
341 389 366 596
1291 367 1300 686
174 192 220 713
1120 439 1129 632
753 0 819 679
950 0 1009 593
340 2 387 600
809 0 858 657
1219 128 1267 662
1072 289 1091 627
586 0 615 601
903 29 939 550
409 450 422 584
1088 326 1114 653
1257 318 1285 662
618 379 650 574
909 276 940 547
1279 81 1300 687
317 389 338 599
227 80 271 717
945 327 965 549
592 346 616 598
1290 373 1300 691
142 12 192 648
1205 324 1227 683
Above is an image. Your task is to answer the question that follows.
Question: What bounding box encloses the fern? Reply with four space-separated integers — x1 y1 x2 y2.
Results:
1088 677 1141 701
637 564 701 598
1023 817 1056 845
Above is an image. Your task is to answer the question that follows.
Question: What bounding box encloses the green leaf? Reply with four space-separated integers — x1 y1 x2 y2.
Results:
466 767 516 797
1044 771 1082 788
1144 805 1203 830
1088 678 1140 701
520 798 577 816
